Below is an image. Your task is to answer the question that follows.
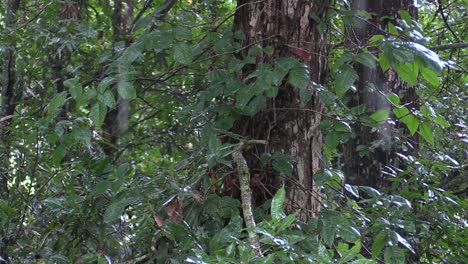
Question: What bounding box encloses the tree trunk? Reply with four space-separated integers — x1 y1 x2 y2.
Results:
230 0 329 221
344 0 418 187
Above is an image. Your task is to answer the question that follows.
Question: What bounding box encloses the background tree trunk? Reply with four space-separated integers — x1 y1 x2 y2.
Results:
230 0 329 220
344 0 418 187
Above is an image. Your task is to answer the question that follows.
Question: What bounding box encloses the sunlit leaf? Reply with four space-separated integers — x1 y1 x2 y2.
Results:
419 122 435 145
370 109 389 123
400 114 419 135
271 186 286 221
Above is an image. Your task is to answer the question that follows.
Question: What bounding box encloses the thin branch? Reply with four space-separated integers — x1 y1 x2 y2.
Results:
431 42 468 51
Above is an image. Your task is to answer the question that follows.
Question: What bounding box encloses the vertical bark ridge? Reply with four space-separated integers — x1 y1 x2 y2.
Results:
230 0 329 220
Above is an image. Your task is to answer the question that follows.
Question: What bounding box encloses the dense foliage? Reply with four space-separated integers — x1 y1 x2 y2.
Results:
0 0 466 263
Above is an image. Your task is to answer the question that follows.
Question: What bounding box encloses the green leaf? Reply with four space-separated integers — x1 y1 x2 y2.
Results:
387 22 399 35
325 132 339 149
98 90 117 108
243 95 266 116
52 144 67 167
387 92 401 105
369 34 385 44
400 114 419 135
419 122 435 145
355 52 376 69
90 103 107 128
372 231 388 259
384 247 405 264
393 106 410 119
235 84 258 110
98 77 115 93
173 43 193 65
65 79 82 99
370 109 389 123
104 191 139 223
395 62 419 86
213 116 235 130
73 127 91 146
339 226 361 243
91 180 111 196
334 64 358 97
434 115 450 128
321 224 336 247
117 81 136 100
420 66 440 87
271 186 286 221
379 52 391 72
288 65 309 90
48 92 67 115
277 211 299 232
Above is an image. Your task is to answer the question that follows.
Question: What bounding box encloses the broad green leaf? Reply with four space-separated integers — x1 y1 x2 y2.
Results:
387 92 401 105
173 43 193 65
98 90 116 108
334 121 352 133
91 180 111 196
420 66 440 87
321 224 336 247
325 132 339 149
288 65 309 90
384 247 405 264
52 144 67 167
435 115 450 128
369 34 385 44
243 95 266 116
90 103 107 128
419 122 435 145
65 79 82 99
104 191 139 223
235 84 258 110
387 22 399 35
213 116 235 130
98 77 115 93
370 109 389 123
271 186 286 221
339 225 361 243
400 114 419 135
73 127 91 146
278 211 299 232
393 106 410 119
117 81 136 100
334 64 358 97
372 231 388 259
395 62 419 86
355 52 376 69
379 52 391 72
48 92 67 115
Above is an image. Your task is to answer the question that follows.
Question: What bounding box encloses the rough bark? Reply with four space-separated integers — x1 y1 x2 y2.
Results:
344 0 418 187
230 0 329 221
